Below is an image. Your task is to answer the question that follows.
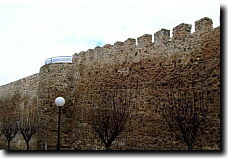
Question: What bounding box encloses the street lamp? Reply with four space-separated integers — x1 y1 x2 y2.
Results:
55 97 65 150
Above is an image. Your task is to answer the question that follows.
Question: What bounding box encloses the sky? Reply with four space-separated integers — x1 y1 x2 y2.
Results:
0 0 220 86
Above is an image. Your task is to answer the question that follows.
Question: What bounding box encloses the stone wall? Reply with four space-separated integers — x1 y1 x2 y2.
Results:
0 17 220 150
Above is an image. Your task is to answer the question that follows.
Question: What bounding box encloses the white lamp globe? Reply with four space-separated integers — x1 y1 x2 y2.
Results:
55 97 65 107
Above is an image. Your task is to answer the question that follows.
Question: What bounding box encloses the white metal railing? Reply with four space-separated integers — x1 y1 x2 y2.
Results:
45 56 72 65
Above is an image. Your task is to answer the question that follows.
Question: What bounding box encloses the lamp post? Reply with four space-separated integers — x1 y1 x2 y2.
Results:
55 97 65 150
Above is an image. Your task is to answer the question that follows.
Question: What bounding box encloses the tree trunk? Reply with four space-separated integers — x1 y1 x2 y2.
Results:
186 142 193 150
7 140 10 150
105 144 110 150
26 141 29 150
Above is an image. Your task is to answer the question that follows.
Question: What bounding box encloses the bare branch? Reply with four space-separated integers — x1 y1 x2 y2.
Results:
17 97 38 150
161 87 209 150
89 89 131 150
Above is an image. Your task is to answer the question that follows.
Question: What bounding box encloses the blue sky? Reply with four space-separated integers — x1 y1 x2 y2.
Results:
0 0 220 85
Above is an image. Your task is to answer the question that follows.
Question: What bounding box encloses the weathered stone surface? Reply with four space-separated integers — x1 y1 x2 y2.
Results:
0 17 220 150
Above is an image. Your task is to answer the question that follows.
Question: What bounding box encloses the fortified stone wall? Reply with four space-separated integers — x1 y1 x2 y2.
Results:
0 17 220 150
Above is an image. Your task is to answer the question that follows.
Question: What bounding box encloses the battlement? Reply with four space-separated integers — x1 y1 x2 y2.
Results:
154 29 170 47
137 34 153 49
72 17 216 67
172 23 192 40
113 41 125 51
195 17 213 32
124 38 136 48
103 44 113 49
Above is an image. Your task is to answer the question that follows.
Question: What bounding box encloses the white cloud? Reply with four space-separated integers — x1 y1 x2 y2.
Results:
0 0 220 85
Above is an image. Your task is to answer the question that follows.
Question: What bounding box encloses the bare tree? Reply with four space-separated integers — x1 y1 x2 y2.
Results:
0 97 19 150
18 97 37 150
1 118 18 150
89 90 130 150
161 88 209 150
